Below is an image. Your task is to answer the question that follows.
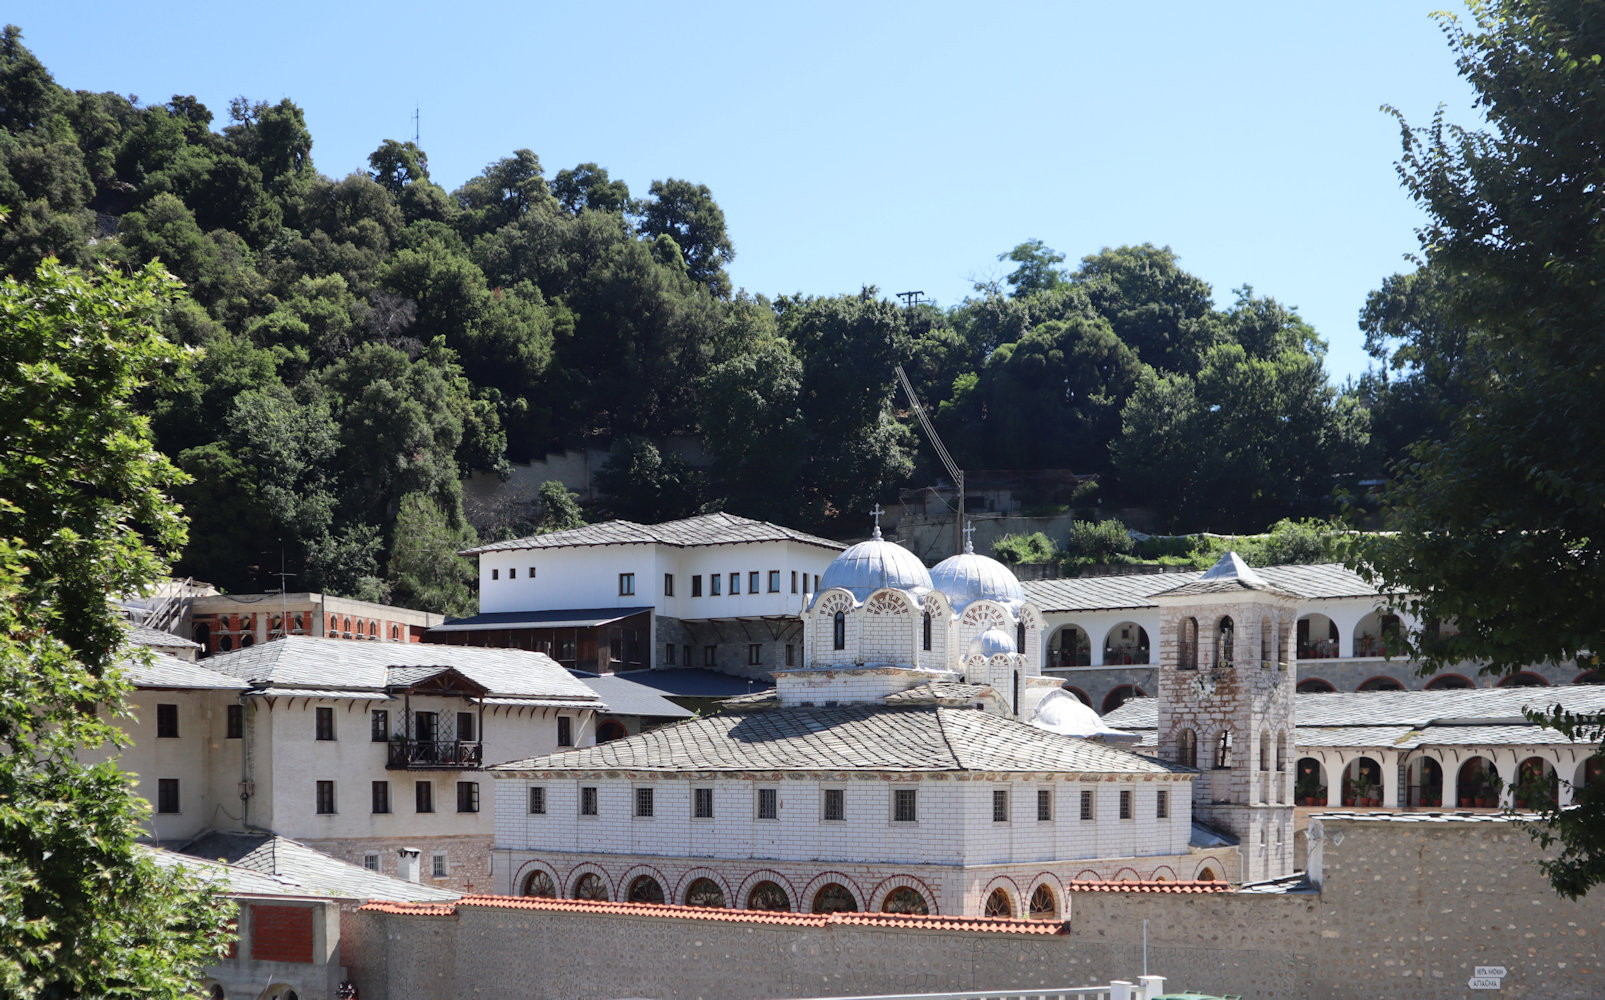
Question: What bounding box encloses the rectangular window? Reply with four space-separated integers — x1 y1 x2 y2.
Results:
664 573 674 597
893 788 918 823
509 567 516 579
823 787 845 822
1037 788 1053 822
791 570 798 594
371 709 389 742
785 643 795 666
491 568 499 580
619 572 635 596
457 711 476 743
665 643 677 666
432 854 448 878
156 778 180 814
1080 789 1095 821
315 706 335 741
529 786 546 815
527 566 536 579
580 786 598 816
993 788 1010 823
635 787 654 818
316 780 336 815
814 575 820 592
557 716 572 747
693 787 714 819
1157 789 1169 819
749 571 759 594
692 574 702 597
372 780 391 814
768 570 780 593
703 645 716 667
711 574 721 596
226 704 243 739
363 853 380 873
757 787 778 820
415 780 434 814
156 703 179 739
729 572 740 595
1119 789 1133 820
457 781 480 813
682 644 691 667
747 643 762 666
559 637 576 661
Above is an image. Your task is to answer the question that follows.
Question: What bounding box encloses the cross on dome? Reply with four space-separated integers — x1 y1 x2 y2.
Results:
869 503 885 539
963 521 975 554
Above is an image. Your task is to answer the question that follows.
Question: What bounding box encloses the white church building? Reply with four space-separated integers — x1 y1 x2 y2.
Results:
488 525 1298 917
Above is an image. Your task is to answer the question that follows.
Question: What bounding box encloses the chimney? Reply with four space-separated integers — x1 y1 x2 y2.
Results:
396 847 421 883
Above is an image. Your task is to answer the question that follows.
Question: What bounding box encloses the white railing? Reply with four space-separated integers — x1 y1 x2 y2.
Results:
794 976 1166 1000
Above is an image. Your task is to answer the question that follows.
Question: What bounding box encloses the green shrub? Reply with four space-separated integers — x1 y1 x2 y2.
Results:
992 531 1060 565
1064 518 1135 562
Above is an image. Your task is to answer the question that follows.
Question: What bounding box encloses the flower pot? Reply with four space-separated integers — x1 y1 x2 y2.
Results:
1460 797 1472 807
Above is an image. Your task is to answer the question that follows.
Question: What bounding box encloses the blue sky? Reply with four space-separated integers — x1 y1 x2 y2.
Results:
10 2 1480 383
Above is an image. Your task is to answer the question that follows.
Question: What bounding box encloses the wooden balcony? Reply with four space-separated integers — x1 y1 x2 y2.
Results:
386 738 483 770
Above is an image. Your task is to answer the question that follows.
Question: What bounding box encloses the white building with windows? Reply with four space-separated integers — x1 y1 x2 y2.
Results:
435 512 845 678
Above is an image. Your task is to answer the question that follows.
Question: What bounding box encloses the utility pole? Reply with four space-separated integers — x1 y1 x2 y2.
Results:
895 290 924 310
412 104 420 147
267 541 295 639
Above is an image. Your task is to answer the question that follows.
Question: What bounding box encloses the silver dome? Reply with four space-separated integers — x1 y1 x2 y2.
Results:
967 627 1017 659
930 542 1025 611
815 527 932 602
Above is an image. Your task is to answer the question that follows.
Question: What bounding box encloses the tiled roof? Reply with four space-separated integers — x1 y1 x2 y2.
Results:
120 651 248 691
491 704 1189 776
882 681 999 706
199 636 602 704
166 833 459 902
461 512 847 556
573 671 695 719
627 668 772 698
123 622 201 650
430 608 652 633
1068 880 1234 894
364 894 1065 934
1024 562 1385 613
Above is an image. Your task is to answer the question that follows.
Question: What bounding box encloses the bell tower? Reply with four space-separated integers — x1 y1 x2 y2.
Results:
1153 552 1298 883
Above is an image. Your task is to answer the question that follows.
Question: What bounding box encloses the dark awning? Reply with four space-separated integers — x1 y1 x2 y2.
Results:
428 607 654 633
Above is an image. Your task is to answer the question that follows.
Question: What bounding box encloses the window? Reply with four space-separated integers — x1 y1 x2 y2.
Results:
749 571 759 593
619 573 635 596
1176 728 1198 768
457 782 479 813
665 643 677 665
664 573 674 596
893 788 918 823
832 611 845 650
693 787 713 819
747 643 762 666
457 711 475 742
491 568 499 580
785 643 795 666
156 703 179 739
1080 789 1095 821
729 572 740 595
683 644 691 666
791 571 798 594
432 854 448 878
509 567 516 579
922 612 932 651
757 787 778 820
635 787 654 818
529 566 537 578
823 787 845 821
315 706 335 741
1037 788 1053 822
768 570 780 593
692 574 702 597
813 575 820 592
703 645 717 667
580 786 598 816
711 574 721 596
1215 730 1234 769
1157 789 1169 819
415 780 434 813
372 781 391 814
363 853 380 872
529 786 546 814
316 780 336 815
156 778 180 814
226 704 243 739
557 716 573 747
371 709 389 742
1119 789 1133 820
993 788 1010 823
1017 621 1026 652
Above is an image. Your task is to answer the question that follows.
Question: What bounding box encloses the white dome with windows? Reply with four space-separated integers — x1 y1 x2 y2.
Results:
930 539 1026 611
815 526 932 603
967 627 1017 659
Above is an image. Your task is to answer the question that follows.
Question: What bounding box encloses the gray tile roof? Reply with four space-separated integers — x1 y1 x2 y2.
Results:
172 833 459 902
574 672 695 720
121 651 248 691
460 511 847 556
1023 563 1387 613
491 704 1190 776
882 681 1000 706
431 608 652 632
123 622 202 651
200 636 602 704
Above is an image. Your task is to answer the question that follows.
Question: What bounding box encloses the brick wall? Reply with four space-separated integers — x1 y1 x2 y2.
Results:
250 904 314 964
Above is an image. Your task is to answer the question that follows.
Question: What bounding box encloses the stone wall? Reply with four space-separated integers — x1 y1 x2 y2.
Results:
348 814 1604 1000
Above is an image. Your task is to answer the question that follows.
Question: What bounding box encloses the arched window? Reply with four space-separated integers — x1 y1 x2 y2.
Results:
1259 618 1272 668
983 888 1013 918
881 886 929 915
1027 884 1057 920
391 624 400 641
746 881 790 911
1216 616 1235 668
1497 672 1550 688
1101 684 1145 714
627 876 665 904
219 635 233 652
1178 617 1198 670
572 872 608 900
1275 730 1288 772
1176 728 1198 768
1016 620 1026 652
1197 867 1219 882
832 611 845 651
1515 757 1558 811
1357 675 1404 691
1426 674 1474 690
811 883 857 914
922 612 932 651
1456 756 1498 808
240 634 254 648
1259 730 1271 771
1214 730 1233 769
522 870 556 897
1297 677 1336 694
208 985 225 1000
596 721 628 743
194 622 211 653
684 877 726 908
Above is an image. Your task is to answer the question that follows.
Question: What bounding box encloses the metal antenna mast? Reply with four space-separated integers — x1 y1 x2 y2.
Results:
412 104 420 146
266 540 295 639
894 363 965 556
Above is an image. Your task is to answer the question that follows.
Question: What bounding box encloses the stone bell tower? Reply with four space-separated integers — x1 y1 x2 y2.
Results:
1153 552 1298 883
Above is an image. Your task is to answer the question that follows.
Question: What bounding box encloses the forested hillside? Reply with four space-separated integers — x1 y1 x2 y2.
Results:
0 27 1411 613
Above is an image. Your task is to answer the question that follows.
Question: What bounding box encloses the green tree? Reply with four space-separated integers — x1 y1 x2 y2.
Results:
1352 0 1605 898
535 480 585 534
0 256 232 995
637 177 734 297
387 492 477 615
998 238 1067 297
1072 243 1221 374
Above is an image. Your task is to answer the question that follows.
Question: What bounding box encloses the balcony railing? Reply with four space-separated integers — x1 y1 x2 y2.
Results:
387 738 482 769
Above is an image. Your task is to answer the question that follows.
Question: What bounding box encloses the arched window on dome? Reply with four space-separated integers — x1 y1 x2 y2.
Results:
922 612 931 651
832 611 845 651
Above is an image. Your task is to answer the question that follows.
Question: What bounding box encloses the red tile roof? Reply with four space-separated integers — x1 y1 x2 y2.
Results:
360 893 1066 933
1068 880 1234 894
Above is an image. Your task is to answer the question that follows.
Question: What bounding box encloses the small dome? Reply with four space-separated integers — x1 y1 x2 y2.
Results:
1029 688 1142 742
815 527 932 602
930 542 1025 612
968 627 1017 659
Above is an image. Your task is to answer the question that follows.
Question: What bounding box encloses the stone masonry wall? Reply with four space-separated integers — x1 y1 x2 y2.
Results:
301 834 493 895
